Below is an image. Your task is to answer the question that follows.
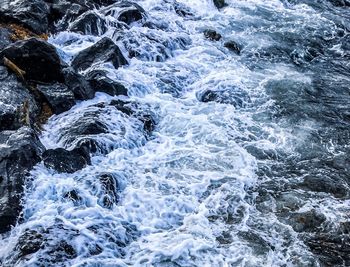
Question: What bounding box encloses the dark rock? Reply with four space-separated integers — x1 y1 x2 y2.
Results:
63 189 82 203
71 37 127 71
17 230 44 256
43 147 91 173
62 67 95 100
0 38 64 83
86 70 128 96
0 66 40 131
204 29 222 41
300 175 349 198
98 173 119 208
37 83 75 114
213 0 226 9
198 87 250 108
0 127 44 233
109 99 133 115
139 114 156 133
287 209 326 233
0 27 12 50
103 1 146 25
224 40 241 55
0 0 49 34
69 11 108 36
174 2 194 17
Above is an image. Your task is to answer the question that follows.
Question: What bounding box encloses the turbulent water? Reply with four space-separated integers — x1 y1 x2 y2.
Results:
1 0 350 266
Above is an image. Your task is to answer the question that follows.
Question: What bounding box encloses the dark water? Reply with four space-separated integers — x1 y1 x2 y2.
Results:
0 0 350 266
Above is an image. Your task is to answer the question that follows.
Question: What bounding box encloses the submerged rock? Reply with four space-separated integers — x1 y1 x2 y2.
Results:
86 70 128 96
0 0 49 34
17 230 44 256
0 38 64 83
204 29 222 41
224 40 241 55
198 87 250 108
37 83 76 115
43 147 91 173
71 37 128 71
0 127 44 233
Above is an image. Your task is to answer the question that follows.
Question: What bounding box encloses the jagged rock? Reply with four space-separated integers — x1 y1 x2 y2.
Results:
69 11 108 36
198 87 250 108
0 0 49 34
17 230 44 256
0 127 44 233
213 0 226 9
0 66 40 131
86 70 128 96
224 40 241 55
71 37 127 71
63 189 82 203
0 38 64 83
204 29 222 41
103 1 146 25
43 147 91 173
37 83 76 115
0 27 12 50
62 67 95 100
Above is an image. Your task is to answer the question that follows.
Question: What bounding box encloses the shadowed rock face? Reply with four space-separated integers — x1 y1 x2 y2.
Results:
0 127 44 233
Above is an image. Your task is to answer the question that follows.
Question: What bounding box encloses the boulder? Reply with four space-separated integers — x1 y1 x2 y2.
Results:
0 0 49 34
0 127 44 233
213 0 226 9
37 83 76 115
0 66 40 131
204 29 222 41
0 38 64 83
86 70 128 96
102 1 146 25
62 67 95 100
224 40 241 55
68 11 108 36
71 37 127 71
198 87 250 108
43 147 91 174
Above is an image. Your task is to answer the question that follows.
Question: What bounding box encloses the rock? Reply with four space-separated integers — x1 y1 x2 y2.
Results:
0 38 64 83
63 189 82 203
213 0 226 9
86 70 128 96
204 29 222 41
43 147 91 174
17 230 44 256
0 66 40 131
0 127 44 233
109 99 133 115
300 175 349 198
287 209 326 233
174 1 194 17
71 37 127 71
68 11 108 36
102 1 146 25
62 67 95 100
37 83 76 115
224 40 241 55
198 87 250 108
0 0 49 34
0 27 12 50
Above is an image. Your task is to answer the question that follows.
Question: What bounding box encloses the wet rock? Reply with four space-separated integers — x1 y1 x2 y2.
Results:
0 66 40 131
86 70 128 96
224 40 241 55
43 147 91 174
213 0 226 9
300 175 349 199
63 189 82 203
62 67 95 100
71 37 127 71
0 127 44 233
37 83 75 115
174 1 194 17
69 11 108 36
98 173 119 208
0 0 49 34
0 27 12 50
109 99 133 115
17 230 44 256
287 209 326 233
204 29 222 41
198 87 250 108
103 1 146 25
0 38 64 83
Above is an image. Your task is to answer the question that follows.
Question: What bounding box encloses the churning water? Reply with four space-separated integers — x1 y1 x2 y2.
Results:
1 0 350 266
